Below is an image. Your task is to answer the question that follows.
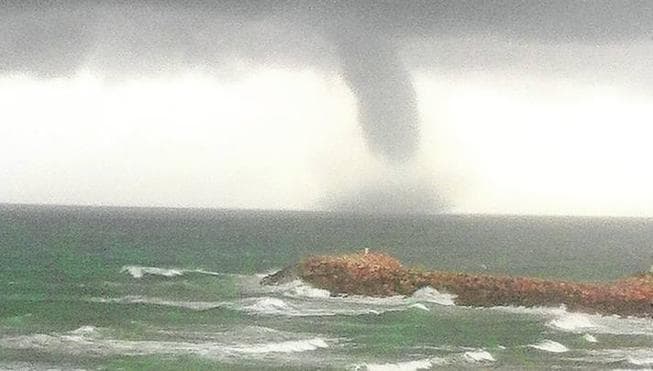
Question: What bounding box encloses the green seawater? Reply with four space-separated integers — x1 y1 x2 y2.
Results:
1 204 652 370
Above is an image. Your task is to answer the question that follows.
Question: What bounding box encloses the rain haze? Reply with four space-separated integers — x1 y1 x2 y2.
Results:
2 1 653 216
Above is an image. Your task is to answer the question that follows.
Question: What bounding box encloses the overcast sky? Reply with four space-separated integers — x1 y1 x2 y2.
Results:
2 1 653 216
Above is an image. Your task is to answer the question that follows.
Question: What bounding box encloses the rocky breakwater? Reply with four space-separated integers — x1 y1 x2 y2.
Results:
261 252 653 317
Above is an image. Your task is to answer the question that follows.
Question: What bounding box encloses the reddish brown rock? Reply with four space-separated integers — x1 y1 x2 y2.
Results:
282 252 653 317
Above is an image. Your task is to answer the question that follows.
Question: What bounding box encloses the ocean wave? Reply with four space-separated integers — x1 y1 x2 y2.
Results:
462 349 496 363
240 296 385 317
68 326 100 337
493 304 653 336
245 272 457 306
527 340 569 353
354 357 444 371
409 287 456 306
568 348 653 367
0 361 87 371
88 296 226 311
548 312 598 331
261 280 457 312
0 328 331 359
490 304 569 316
628 355 653 366
121 266 184 278
154 325 284 342
243 297 291 314
280 280 331 299
121 265 222 279
583 334 598 343
230 277 447 316
549 312 653 336
408 303 430 311
88 295 389 317
229 338 328 354
353 350 495 371
88 277 457 318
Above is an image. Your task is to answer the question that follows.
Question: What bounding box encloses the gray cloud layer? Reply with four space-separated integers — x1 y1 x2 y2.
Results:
3 1 651 77
2 1 652 212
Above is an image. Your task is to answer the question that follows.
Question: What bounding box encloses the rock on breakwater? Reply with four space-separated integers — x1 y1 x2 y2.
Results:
261 252 653 317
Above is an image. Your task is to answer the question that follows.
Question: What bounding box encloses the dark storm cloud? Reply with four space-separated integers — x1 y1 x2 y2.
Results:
0 6 97 77
339 1 653 43
3 1 652 214
3 1 652 76
2 1 652 162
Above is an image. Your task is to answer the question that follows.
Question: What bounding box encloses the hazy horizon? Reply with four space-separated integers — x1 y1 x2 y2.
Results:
5 201 653 220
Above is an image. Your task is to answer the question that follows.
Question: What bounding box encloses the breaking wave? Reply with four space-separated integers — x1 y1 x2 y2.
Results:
462 349 496 362
410 286 456 306
548 312 598 331
279 280 331 299
408 303 430 311
88 296 225 311
528 340 569 353
121 265 221 279
355 358 441 371
94 273 461 317
232 338 328 354
493 304 653 336
0 326 330 359
569 348 653 367
240 296 388 317
353 349 495 371
243 297 292 314
583 334 598 343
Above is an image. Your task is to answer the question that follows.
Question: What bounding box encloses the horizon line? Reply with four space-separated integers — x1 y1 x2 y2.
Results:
1 201 652 220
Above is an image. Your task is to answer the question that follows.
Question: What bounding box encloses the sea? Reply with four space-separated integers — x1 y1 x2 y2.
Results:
1 204 652 370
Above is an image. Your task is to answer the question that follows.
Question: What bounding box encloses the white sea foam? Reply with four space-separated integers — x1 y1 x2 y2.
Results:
240 296 385 317
583 334 598 343
355 350 498 371
69 326 99 336
493 304 653 336
121 266 184 278
88 294 390 317
628 356 653 366
463 350 496 363
410 286 456 306
281 280 331 299
528 340 569 353
548 313 598 331
0 331 330 359
491 304 569 317
550 313 653 336
357 357 444 371
600 349 653 367
255 274 458 309
89 296 225 311
121 265 222 279
408 303 430 311
570 348 653 367
244 297 291 314
266 280 457 315
0 362 87 371
229 338 328 354
235 276 416 316
336 295 408 306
